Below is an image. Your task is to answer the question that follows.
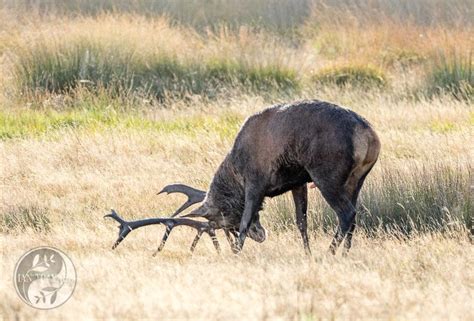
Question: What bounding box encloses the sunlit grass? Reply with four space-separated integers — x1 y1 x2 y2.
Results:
0 3 472 320
0 108 243 139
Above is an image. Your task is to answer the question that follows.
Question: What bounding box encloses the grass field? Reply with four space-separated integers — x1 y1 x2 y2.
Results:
0 1 473 320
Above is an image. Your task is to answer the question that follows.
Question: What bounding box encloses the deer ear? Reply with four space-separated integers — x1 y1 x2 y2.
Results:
183 204 208 218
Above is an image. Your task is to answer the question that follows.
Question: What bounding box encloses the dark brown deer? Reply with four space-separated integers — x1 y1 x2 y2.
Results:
105 99 380 255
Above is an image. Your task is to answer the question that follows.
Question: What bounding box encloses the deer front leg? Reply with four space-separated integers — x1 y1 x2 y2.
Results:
292 184 311 255
236 184 265 253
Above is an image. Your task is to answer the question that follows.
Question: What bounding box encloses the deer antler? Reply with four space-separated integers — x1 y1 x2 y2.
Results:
157 183 206 217
104 209 220 254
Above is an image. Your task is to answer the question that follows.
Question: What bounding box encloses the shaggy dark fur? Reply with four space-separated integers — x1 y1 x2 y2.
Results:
190 99 381 254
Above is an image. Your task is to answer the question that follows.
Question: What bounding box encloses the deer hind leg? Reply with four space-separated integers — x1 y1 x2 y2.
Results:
342 161 377 254
291 184 311 255
341 126 381 254
323 190 356 255
307 166 356 255
343 171 367 254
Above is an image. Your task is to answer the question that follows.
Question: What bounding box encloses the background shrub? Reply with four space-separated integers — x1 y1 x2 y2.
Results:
312 64 388 89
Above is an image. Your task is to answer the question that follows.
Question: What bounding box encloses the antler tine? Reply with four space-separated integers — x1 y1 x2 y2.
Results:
104 209 133 249
189 229 220 253
153 221 222 254
158 183 206 217
104 209 221 254
153 225 173 256
224 229 240 254
208 229 221 253
190 230 204 252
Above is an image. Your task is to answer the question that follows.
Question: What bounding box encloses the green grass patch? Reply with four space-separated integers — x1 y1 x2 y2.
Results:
13 39 299 101
424 51 473 100
312 64 388 89
429 120 457 133
0 108 243 140
0 109 116 139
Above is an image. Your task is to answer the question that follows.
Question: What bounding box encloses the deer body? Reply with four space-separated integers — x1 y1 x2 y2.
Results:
191 100 381 253
106 99 380 255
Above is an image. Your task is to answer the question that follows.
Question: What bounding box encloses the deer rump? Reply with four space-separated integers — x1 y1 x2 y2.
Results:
105 100 380 255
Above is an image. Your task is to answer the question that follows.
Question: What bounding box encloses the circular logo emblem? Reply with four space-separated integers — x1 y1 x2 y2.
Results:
14 247 76 309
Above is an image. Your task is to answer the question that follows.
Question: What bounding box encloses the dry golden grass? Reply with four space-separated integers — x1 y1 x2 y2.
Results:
0 7 470 113
1 90 472 320
1 229 472 320
0 4 473 321
0 11 471 98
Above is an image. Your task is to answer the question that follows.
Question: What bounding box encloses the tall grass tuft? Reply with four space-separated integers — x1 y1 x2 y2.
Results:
265 163 471 235
424 51 473 100
358 163 471 235
13 37 299 100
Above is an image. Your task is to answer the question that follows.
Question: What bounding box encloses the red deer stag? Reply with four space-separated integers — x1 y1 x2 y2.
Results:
105 99 380 255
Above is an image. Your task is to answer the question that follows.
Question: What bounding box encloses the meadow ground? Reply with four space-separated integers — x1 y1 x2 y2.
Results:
0 1 473 320
1 228 472 320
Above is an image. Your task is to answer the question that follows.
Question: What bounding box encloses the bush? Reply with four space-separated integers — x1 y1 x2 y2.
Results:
312 64 388 89
13 39 300 100
424 51 473 100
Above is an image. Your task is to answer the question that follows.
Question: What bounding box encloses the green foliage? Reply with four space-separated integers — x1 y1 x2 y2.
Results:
0 108 242 140
312 64 388 89
13 40 299 100
0 109 112 139
424 51 473 100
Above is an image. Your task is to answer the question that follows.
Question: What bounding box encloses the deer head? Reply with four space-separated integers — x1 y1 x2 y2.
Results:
104 183 265 255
